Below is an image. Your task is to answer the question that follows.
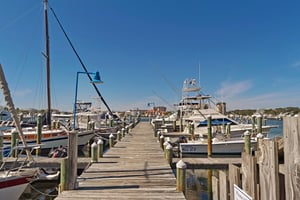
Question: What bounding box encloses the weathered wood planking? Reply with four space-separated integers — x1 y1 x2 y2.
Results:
241 152 257 199
284 116 300 200
219 170 229 200
257 139 280 200
228 164 241 200
2 157 90 169
55 122 186 200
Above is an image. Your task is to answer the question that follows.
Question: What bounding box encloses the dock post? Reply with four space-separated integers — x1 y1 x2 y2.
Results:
68 130 78 190
117 130 121 141
154 130 159 137
176 160 187 193
87 115 91 130
122 128 125 137
165 143 173 165
256 133 264 150
251 115 256 134
207 115 212 157
208 169 213 200
125 125 129 134
163 141 169 158
0 131 3 162
173 120 176 132
159 135 164 149
97 139 104 158
91 141 98 163
191 122 195 140
109 133 115 148
59 157 68 193
10 130 18 157
226 123 231 138
257 114 262 135
244 130 251 154
36 113 42 156
110 118 114 127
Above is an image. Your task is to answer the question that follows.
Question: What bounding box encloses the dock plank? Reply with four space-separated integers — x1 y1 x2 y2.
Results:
55 122 186 200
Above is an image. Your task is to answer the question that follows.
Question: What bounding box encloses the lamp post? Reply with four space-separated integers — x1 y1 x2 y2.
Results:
73 71 103 130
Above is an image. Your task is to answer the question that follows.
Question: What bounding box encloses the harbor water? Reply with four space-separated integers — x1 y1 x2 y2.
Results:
19 119 283 200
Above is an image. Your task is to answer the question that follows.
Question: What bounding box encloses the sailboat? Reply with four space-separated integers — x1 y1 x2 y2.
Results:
0 0 97 156
0 64 37 199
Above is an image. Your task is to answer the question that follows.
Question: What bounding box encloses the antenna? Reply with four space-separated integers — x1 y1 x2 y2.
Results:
198 61 201 87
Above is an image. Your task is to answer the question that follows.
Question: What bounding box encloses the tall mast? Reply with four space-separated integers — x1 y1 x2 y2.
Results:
44 0 51 128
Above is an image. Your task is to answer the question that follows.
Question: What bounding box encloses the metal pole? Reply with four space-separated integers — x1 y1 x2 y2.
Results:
73 72 80 129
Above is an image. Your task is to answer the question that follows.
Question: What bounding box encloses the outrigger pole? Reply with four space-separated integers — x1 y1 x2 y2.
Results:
0 64 33 162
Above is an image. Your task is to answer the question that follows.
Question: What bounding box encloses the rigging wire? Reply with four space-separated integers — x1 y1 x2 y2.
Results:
48 4 114 116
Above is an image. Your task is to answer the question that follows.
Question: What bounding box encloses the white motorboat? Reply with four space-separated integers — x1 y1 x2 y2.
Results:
180 137 257 154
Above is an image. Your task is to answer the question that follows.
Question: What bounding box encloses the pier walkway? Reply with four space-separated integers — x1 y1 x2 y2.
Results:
55 122 186 200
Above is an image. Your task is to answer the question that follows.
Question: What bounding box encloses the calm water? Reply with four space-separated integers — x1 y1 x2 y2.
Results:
184 119 283 200
19 119 283 200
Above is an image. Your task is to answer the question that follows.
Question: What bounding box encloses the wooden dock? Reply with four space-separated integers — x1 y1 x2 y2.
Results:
55 122 186 200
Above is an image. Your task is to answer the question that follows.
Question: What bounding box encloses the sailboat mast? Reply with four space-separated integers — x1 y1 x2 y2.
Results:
44 0 51 128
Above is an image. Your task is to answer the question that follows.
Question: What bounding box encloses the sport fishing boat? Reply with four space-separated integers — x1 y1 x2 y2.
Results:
157 78 277 155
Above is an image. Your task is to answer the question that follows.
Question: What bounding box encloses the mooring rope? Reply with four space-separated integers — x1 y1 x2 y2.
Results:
29 183 58 197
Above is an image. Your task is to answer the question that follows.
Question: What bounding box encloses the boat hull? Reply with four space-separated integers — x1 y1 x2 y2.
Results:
180 140 257 155
0 176 30 200
3 130 96 156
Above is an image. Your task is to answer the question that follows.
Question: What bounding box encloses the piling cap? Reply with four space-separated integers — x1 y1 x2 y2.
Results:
176 159 187 169
163 141 169 146
117 131 120 134
244 130 250 136
109 133 115 138
160 135 164 139
122 128 125 131
11 128 17 133
91 142 97 147
97 139 103 144
256 133 264 139
166 143 173 150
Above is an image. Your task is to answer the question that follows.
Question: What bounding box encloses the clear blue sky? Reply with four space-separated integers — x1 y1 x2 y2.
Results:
0 0 300 112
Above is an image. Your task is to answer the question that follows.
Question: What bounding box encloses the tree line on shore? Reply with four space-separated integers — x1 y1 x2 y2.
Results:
228 107 300 116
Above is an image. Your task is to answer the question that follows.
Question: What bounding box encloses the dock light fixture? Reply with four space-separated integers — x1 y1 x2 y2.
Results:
73 71 104 130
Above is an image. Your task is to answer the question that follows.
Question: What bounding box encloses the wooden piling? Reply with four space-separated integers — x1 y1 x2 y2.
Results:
176 160 187 193
244 131 251 154
165 143 173 165
283 116 300 200
59 157 68 193
0 131 3 162
163 141 169 158
257 114 262 134
122 128 125 137
207 115 212 157
173 120 176 132
91 142 98 163
109 133 114 148
208 169 213 200
159 135 164 149
226 123 231 138
67 130 78 190
251 115 256 134
36 114 42 156
10 130 18 157
97 139 103 158
117 130 121 141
